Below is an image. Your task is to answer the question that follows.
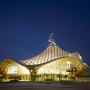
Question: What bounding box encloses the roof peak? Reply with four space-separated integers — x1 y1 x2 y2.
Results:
48 33 56 45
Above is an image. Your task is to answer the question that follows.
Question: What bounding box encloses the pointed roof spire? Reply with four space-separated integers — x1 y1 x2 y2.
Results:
48 33 56 45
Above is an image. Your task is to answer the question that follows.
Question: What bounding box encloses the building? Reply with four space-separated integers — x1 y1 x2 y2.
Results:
0 33 89 81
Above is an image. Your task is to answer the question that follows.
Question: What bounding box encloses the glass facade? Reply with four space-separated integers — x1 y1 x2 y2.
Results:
7 64 17 74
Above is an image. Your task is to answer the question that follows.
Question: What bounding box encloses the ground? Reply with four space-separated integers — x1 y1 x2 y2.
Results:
0 82 90 90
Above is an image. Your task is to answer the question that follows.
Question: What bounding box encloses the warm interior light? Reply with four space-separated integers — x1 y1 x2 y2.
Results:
37 58 68 74
7 64 30 75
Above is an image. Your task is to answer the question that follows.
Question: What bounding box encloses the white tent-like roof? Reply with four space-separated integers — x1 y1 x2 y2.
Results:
21 45 69 65
21 33 69 65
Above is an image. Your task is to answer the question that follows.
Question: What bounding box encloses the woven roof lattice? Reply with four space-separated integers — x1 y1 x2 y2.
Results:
21 33 69 65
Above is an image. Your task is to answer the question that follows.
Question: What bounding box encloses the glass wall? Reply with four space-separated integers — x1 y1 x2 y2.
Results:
37 59 76 81
7 64 17 74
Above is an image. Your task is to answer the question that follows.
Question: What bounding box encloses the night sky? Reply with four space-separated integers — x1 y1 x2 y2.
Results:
0 0 90 65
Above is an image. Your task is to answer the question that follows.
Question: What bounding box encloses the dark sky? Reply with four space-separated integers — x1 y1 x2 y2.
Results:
0 0 90 65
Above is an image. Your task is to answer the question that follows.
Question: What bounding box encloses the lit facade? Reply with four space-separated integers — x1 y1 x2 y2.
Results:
0 33 89 81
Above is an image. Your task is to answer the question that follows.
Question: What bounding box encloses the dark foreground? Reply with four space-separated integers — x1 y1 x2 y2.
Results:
0 87 90 90
0 81 90 90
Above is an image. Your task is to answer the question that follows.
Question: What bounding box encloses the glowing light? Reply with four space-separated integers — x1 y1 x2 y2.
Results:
7 64 17 74
37 58 68 74
79 54 82 60
8 64 30 75
17 64 30 74
62 71 66 75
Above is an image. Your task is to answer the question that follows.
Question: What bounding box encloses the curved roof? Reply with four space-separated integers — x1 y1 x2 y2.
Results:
0 58 26 74
21 44 69 65
0 33 89 71
0 58 17 74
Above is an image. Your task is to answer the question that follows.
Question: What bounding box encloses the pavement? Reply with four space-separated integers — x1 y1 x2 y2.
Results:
0 82 90 90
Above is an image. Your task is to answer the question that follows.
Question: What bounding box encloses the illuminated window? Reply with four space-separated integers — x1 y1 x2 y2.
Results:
79 54 82 60
7 64 17 74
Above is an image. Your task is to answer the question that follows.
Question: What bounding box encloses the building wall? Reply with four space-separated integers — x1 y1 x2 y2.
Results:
69 52 82 61
7 63 30 75
17 64 30 75
7 63 30 80
37 59 70 75
36 59 74 81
